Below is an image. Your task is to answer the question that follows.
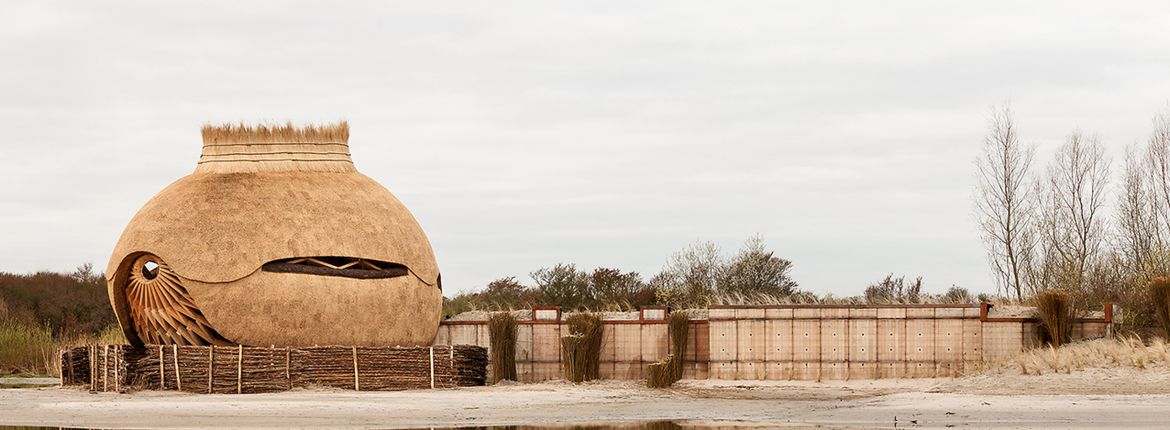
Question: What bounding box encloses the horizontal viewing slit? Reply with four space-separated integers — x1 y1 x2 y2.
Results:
262 256 409 279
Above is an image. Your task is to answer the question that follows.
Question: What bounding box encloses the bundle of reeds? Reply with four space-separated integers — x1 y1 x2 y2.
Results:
1034 289 1074 347
646 354 678 388
648 311 690 388
61 344 487 394
666 310 689 380
488 312 518 383
1151 277 1170 339
561 313 603 382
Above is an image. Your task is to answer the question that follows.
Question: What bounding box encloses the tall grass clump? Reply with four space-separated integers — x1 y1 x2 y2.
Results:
1034 289 1074 347
648 311 691 388
488 312 518 383
989 337 1170 375
96 324 128 345
1150 277 1170 340
562 312 603 382
0 319 57 376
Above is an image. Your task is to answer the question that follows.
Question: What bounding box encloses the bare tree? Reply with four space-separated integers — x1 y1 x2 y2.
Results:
1116 144 1160 276
720 235 799 298
975 105 1037 301
653 240 724 308
1035 131 1111 294
1143 110 1170 262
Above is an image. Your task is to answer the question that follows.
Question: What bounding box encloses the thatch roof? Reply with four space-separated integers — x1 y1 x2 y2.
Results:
196 121 354 174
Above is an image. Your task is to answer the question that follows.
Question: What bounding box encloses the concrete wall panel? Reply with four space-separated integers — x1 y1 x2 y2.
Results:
765 319 794 362
736 320 765 362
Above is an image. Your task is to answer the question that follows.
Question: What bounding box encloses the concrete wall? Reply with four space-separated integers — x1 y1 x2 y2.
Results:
434 304 1112 382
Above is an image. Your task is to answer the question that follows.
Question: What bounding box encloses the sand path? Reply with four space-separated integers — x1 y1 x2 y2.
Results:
1 376 1169 429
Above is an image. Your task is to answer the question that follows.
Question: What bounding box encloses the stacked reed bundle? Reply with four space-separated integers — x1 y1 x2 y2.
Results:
488 312 518 383
60 344 486 394
1151 277 1170 339
1034 290 1074 347
561 313 603 383
648 311 690 388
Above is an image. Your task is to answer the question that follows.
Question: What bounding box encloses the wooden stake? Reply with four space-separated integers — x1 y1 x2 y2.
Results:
89 345 95 391
65 348 73 385
208 346 214 394
113 345 120 393
173 344 182 391
352 346 360 391
159 346 165 389
237 345 243 394
285 347 291 389
429 346 435 389
102 345 108 392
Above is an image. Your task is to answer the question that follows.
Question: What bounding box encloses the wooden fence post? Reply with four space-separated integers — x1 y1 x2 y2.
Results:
158 346 165 390
429 346 435 389
285 347 291 390
352 346 360 391
208 346 214 394
102 345 109 392
237 345 243 394
173 345 182 391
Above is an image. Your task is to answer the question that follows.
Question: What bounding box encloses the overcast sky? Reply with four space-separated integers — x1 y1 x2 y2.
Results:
2 1 1169 297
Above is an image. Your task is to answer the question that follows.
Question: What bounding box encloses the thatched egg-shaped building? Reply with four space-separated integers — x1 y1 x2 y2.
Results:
106 122 441 348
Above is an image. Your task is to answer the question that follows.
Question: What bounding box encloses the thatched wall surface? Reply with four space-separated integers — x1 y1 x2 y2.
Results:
185 272 440 347
106 171 438 285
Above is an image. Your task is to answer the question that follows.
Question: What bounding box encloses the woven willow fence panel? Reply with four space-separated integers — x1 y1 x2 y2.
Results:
62 344 487 393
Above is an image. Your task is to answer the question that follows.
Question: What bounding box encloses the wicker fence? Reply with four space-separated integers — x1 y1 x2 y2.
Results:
61 344 487 393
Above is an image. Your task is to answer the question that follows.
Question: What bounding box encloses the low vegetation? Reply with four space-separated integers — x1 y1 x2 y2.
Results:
1 266 124 376
444 235 982 318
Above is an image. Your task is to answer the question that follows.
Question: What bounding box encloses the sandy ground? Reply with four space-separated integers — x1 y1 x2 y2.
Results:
2 373 1170 429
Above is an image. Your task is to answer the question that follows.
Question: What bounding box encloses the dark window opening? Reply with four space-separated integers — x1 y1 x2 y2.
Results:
262 256 409 279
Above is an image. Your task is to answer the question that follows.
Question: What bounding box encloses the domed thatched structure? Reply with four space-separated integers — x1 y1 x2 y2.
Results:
106 122 441 348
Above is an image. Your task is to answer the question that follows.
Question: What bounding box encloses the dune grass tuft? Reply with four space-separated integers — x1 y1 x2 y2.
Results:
984 337 1170 376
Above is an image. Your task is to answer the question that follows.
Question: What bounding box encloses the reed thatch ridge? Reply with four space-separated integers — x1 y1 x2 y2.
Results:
201 121 350 144
62 344 487 394
196 121 354 174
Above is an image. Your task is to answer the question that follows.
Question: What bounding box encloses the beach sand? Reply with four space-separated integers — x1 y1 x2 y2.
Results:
3 370 1170 429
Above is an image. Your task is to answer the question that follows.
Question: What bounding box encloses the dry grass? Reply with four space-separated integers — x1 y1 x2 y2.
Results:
0 321 128 377
0 319 56 376
981 337 1170 376
487 312 518 383
201 121 349 144
1034 289 1074 347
